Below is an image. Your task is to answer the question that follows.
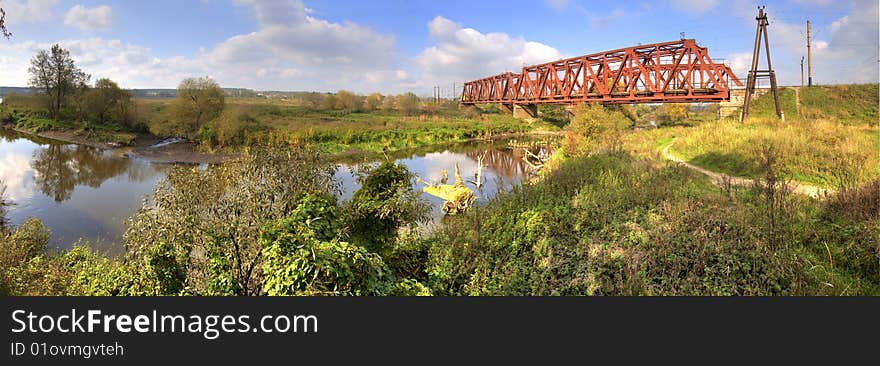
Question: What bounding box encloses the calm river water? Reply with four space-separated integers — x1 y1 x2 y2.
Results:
0 128 552 254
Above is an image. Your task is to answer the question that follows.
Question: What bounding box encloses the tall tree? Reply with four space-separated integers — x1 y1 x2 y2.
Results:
171 77 225 138
27 44 89 120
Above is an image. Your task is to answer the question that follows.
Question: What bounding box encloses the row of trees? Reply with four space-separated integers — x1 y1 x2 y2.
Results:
27 44 136 128
301 91 423 115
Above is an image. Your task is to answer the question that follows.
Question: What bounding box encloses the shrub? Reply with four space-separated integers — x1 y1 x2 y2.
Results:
260 198 390 296
344 161 430 254
123 146 338 295
567 103 630 154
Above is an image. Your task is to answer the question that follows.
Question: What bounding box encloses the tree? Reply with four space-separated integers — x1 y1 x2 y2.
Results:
658 103 689 125
395 92 420 116
363 93 382 112
322 93 338 110
380 95 396 112
28 44 89 120
335 90 361 111
85 78 131 125
170 77 225 138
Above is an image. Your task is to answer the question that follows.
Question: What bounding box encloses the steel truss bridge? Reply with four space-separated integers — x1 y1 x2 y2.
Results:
460 39 743 115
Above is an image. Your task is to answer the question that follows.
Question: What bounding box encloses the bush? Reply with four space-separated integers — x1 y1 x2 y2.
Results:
567 103 630 154
260 197 391 296
123 146 338 295
345 161 430 254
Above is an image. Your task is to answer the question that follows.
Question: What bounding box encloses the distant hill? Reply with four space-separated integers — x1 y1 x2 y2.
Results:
0 87 38 96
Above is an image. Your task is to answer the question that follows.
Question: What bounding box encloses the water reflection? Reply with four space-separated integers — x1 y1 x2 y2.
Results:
0 128 168 252
1 127 555 253
32 144 130 202
336 138 556 227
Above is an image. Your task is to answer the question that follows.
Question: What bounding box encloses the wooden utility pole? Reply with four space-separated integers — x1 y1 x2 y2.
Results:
800 56 805 87
807 20 813 86
741 6 783 122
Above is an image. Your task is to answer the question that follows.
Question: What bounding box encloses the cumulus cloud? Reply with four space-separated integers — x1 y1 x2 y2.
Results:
1 0 410 92
1 0 59 23
64 5 113 31
415 16 563 89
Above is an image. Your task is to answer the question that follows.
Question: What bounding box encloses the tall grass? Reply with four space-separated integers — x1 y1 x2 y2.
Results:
672 118 879 187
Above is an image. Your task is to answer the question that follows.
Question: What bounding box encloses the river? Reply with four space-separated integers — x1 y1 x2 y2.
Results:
0 128 553 254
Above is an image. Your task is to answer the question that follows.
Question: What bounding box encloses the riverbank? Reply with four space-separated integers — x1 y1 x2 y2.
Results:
5 123 561 164
3 125 236 164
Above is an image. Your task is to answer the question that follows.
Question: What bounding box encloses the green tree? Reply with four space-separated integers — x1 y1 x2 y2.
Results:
27 44 90 120
169 77 225 138
85 78 132 125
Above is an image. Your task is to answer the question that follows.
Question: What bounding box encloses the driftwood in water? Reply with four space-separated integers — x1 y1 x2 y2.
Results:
418 163 476 215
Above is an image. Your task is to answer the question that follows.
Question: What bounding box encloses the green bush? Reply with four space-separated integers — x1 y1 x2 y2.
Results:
260 198 391 296
345 161 430 254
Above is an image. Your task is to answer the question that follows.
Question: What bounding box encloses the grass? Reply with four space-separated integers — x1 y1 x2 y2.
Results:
671 119 879 188
670 85 880 188
727 84 878 124
137 97 557 154
423 150 879 295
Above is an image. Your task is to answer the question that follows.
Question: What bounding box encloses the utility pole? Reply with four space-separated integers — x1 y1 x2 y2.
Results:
800 56 805 87
807 20 813 86
741 6 783 122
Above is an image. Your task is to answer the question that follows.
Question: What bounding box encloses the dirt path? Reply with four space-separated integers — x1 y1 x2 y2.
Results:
661 140 834 199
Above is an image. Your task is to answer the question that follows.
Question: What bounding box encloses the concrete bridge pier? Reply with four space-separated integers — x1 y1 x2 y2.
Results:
513 104 538 119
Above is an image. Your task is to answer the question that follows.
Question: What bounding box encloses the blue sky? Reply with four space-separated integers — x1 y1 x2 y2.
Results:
0 0 876 95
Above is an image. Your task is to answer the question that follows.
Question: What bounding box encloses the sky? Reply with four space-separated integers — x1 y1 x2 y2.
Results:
0 0 877 96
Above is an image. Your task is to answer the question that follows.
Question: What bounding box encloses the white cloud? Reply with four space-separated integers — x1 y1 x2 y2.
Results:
726 0 878 85
669 0 720 14
1 0 59 23
1 0 411 93
64 5 113 31
415 16 563 89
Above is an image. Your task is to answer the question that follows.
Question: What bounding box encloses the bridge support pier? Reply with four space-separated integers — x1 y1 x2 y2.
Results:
513 104 538 119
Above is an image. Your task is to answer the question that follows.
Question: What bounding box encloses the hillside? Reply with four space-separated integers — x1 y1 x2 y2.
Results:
734 84 878 124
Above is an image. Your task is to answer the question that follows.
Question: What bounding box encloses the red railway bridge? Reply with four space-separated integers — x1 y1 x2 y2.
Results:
460 39 743 118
